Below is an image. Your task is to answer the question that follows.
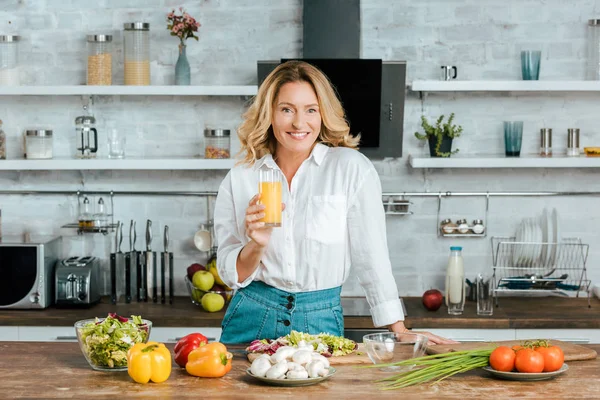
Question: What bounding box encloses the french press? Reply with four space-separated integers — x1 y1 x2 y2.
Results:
75 115 98 158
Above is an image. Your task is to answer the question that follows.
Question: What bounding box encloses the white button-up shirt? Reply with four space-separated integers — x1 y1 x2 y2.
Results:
214 143 404 327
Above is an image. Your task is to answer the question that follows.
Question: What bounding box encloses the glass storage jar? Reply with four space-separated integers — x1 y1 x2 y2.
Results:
0 119 5 160
204 129 231 159
25 129 53 159
0 35 20 85
588 19 600 80
87 34 112 85
123 22 150 85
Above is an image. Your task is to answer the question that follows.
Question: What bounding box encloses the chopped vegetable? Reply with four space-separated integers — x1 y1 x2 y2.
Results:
246 330 357 357
127 342 172 384
78 314 149 368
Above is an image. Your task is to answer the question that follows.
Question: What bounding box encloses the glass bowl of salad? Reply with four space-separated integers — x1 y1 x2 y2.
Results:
74 313 151 371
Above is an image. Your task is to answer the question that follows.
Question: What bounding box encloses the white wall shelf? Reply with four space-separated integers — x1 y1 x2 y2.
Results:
0 85 258 96
408 154 600 168
410 80 600 92
0 157 236 171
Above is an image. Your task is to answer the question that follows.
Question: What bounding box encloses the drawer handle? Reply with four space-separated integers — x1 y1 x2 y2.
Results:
55 336 77 340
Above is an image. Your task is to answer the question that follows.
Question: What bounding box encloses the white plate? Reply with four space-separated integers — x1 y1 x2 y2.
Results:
483 364 568 381
531 217 543 266
246 367 337 387
540 209 549 267
551 208 561 265
513 220 525 266
546 208 556 266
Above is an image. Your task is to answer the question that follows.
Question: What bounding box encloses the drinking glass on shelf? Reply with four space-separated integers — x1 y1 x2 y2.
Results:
107 128 126 159
258 167 283 227
477 273 494 316
504 121 524 157
521 50 541 80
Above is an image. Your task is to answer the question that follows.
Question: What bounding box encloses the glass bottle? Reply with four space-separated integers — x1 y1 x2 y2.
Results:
0 119 6 160
445 246 465 315
78 197 92 229
92 197 107 228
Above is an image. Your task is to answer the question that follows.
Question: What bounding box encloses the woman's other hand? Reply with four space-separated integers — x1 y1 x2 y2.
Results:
389 321 459 345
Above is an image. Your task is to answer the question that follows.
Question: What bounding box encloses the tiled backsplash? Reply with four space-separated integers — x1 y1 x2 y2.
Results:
0 1 599 297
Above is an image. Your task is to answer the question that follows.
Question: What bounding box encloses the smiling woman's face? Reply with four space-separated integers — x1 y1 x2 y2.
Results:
271 81 322 159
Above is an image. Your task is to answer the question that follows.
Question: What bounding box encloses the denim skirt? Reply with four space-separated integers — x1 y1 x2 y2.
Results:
220 281 343 344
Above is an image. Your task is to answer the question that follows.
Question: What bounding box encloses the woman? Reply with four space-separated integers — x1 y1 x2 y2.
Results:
214 60 454 345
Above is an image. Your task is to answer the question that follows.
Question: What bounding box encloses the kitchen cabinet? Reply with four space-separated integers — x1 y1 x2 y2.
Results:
411 328 515 342
150 327 222 343
0 326 18 341
18 326 78 342
515 329 600 344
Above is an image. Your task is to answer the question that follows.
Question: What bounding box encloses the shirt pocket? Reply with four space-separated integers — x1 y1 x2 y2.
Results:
306 195 347 244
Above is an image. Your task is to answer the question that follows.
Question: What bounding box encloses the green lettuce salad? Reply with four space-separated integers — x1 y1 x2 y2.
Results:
78 314 148 368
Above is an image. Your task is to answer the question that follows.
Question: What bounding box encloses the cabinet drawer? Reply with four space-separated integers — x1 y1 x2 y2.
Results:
0 326 19 341
412 328 515 342
515 329 600 344
150 327 222 343
19 327 78 342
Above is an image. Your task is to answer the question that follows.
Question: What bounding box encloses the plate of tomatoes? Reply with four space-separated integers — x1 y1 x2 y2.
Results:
484 341 567 381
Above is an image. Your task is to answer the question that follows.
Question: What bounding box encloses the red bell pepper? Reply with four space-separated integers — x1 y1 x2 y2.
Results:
173 333 209 367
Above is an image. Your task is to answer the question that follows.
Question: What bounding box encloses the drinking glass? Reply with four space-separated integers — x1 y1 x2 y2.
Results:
107 128 125 159
521 50 541 80
258 168 282 227
477 273 494 316
504 121 524 157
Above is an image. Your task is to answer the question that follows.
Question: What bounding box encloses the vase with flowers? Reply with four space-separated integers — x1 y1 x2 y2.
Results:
167 7 201 85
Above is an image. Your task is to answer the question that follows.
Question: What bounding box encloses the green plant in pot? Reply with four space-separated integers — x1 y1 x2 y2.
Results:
414 113 463 157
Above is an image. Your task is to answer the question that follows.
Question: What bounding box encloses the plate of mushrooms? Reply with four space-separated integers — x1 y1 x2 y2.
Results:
246 345 337 386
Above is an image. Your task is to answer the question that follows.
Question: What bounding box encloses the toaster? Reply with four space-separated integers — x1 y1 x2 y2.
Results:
55 256 101 307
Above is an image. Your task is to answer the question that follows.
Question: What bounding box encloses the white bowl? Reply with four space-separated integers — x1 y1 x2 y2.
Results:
194 229 212 252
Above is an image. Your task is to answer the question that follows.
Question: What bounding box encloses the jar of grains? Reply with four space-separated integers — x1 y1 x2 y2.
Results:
0 35 20 85
123 22 150 85
87 34 112 85
204 129 231 159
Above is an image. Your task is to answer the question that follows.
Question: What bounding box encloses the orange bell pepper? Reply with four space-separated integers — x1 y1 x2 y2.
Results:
127 341 172 384
185 342 233 378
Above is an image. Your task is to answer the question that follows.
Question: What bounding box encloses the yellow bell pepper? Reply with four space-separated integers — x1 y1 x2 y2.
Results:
127 341 172 384
185 342 233 378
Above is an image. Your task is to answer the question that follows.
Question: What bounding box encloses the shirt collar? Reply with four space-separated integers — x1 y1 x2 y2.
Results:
252 142 329 170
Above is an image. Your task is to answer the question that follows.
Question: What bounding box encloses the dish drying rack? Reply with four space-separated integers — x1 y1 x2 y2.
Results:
491 236 591 307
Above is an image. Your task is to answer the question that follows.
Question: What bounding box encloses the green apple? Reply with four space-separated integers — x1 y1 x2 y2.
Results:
201 293 225 312
192 270 215 292
191 288 205 304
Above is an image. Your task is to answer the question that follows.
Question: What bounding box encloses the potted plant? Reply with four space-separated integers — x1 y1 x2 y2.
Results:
414 113 463 157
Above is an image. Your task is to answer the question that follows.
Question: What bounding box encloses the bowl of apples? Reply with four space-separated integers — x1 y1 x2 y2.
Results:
185 263 234 313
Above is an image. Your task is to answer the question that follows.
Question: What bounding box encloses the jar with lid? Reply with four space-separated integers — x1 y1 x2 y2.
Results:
0 119 6 160
204 129 231 159
456 219 469 234
440 218 457 235
25 129 53 159
123 22 150 85
92 197 107 228
0 35 20 86
79 197 92 229
87 34 112 85
472 219 485 234
588 19 600 80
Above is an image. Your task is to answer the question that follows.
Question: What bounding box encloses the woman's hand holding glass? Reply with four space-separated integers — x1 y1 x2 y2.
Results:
245 194 285 248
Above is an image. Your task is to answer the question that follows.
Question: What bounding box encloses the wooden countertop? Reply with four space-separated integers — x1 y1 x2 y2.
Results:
1 296 599 329
1 342 600 399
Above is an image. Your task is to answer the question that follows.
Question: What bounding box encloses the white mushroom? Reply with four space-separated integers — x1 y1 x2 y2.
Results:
318 368 330 377
297 340 310 349
306 360 325 378
271 346 297 363
292 350 313 365
286 369 309 379
250 356 272 378
265 361 288 379
310 353 330 368
286 362 304 372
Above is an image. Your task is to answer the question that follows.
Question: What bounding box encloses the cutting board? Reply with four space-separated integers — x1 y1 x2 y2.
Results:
427 340 597 361
247 343 372 365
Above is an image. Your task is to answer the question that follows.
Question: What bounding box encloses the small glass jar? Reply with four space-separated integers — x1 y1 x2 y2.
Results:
92 197 107 228
79 197 92 228
440 218 456 234
540 128 552 157
87 34 112 85
204 129 231 159
472 219 485 234
456 219 469 234
25 129 53 159
123 22 150 85
0 35 20 85
0 119 6 160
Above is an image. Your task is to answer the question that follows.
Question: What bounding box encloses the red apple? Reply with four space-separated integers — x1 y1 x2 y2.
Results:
187 263 205 280
422 289 443 311
211 284 229 302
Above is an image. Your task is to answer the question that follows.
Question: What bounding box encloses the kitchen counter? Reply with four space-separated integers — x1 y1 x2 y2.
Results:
1 342 600 399
0 296 598 329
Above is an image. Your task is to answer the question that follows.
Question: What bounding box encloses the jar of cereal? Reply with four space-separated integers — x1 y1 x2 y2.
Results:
204 129 230 159
86 34 112 85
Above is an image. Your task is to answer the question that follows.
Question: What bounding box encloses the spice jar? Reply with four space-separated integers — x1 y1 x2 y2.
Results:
0 119 5 160
87 34 112 85
540 128 552 157
204 129 231 159
472 219 485 234
92 197 107 228
25 129 53 159
456 219 469 234
440 219 456 235
78 197 92 229
123 22 150 85
0 35 20 85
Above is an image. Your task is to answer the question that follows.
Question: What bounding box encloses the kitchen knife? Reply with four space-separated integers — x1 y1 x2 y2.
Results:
125 220 133 303
161 225 168 304
146 219 157 303
168 229 174 305
110 221 121 304
137 223 147 303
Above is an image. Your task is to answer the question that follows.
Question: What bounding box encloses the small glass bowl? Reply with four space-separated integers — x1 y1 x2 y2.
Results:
74 317 152 371
185 276 233 312
363 332 428 372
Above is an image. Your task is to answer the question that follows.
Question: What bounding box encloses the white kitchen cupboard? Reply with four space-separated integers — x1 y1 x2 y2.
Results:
0 326 19 341
411 328 515 342
18 326 78 342
515 329 600 344
150 327 222 343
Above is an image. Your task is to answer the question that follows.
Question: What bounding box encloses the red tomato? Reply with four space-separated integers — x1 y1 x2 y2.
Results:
535 346 564 372
489 346 516 372
515 348 545 373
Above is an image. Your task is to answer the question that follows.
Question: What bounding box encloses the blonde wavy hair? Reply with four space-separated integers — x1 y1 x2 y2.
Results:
237 60 360 165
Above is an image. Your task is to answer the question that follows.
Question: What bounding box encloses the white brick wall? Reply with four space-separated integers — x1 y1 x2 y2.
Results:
0 1 598 298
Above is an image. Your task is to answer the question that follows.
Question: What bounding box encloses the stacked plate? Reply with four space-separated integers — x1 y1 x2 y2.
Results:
512 208 561 268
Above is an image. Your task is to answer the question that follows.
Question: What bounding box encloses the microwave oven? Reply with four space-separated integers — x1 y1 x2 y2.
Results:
0 236 62 309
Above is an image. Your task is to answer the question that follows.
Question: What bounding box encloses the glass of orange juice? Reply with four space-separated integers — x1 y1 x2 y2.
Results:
258 168 282 227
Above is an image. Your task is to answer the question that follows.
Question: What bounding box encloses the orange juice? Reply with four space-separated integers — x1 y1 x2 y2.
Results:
259 181 282 227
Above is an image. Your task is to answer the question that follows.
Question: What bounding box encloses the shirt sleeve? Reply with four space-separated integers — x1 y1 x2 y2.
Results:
347 166 405 327
214 171 261 290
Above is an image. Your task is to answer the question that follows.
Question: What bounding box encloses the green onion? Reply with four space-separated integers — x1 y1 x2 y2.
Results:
360 348 494 390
